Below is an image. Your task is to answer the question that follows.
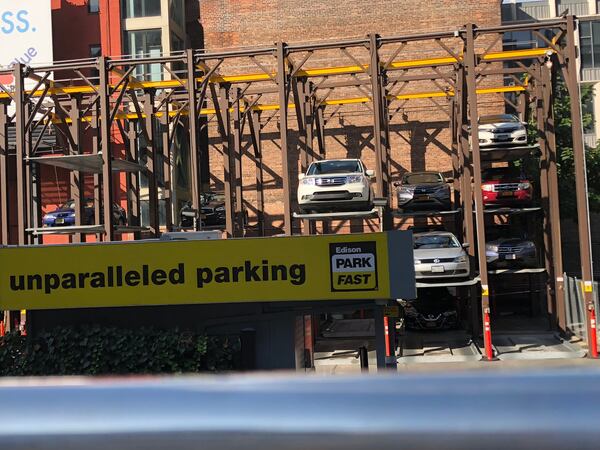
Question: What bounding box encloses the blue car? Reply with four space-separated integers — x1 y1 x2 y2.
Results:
43 199 127 227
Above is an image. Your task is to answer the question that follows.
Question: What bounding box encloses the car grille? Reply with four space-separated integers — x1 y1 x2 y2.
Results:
493 183 520 192
490 127 520 133
315 177 346 186
201 207 215 214
413 185 440 194
498 247 524 253
419 257 456 263
416 269 468 276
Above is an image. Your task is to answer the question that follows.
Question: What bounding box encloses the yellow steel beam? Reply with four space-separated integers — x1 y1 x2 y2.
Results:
4 47 552 101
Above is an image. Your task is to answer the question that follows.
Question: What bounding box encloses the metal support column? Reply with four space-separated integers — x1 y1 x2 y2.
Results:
98 56 115 241
215 84 234 237
126 119 141 238
143 91 160 237
13 63 26 245
69 96 84 243
160 102 173 231
464 24 493 360
232 88 245 237
0 101 9 245
542 61 566 331
369 33 392 229
248 109 265 236
563 16 597 356
186 48 202 216
277 41 293 235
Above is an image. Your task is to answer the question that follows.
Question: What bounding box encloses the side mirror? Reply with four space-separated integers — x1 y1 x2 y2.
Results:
298 173 306 181
393 181 401 187
366 169 375 177
462 243 470 249
521 121 528 127
445 177 454 183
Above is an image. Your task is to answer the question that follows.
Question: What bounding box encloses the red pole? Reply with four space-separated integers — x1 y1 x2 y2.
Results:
0 319 5 337
589 306 598 358
384 316 391 357
483 309 493 361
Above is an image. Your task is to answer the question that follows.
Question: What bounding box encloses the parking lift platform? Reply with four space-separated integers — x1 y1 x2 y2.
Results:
478 144 541 162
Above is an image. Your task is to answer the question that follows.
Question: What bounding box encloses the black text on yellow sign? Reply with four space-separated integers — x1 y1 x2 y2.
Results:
0 232 417 310
329 241 378 291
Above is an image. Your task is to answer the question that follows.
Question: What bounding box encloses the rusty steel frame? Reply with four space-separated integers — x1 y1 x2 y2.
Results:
0 17 595 355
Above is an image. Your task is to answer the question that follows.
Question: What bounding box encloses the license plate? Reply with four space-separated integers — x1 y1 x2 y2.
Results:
498 191 514 198
496 134 510 140
431 265 445 273
415 194 430 201
55 218 65 224
504 254 517 260
426 322 438 328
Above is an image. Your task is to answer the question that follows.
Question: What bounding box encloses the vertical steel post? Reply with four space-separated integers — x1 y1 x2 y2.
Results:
218 84 235 237
143 91 160 237
542 61 566 331
161 102 173 231
0 101 9 245
248 109 265 236
276 41 293 235
126 119 141 238
98 56 115 241
232 88 244 237
464 24 493 360
186 48 201 215
13 63 26 245
69 96 84 243
563 16 597 357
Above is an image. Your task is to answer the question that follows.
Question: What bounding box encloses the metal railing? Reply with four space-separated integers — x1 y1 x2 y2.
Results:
1 372 600 450
565 274 599 338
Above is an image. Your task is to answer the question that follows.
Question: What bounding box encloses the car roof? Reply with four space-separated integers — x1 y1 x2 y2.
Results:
310 159 361 163
413 231 457 238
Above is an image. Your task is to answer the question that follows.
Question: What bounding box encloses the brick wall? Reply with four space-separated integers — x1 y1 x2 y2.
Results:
197 0 503 235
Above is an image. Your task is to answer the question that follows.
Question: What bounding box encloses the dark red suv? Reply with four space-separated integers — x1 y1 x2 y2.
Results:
481 167 532 207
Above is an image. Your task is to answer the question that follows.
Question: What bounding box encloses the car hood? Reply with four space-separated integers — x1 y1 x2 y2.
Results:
487 237 533 247
413 247 465 259
308 172 359 178
46 207 73 215
479 122 523 131
402 183 445 189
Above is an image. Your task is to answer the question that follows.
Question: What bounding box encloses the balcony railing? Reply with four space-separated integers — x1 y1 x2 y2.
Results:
502 2 551 22
584 133 598 148
557 1 590 16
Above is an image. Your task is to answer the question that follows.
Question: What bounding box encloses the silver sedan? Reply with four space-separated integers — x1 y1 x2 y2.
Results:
413 231 470 279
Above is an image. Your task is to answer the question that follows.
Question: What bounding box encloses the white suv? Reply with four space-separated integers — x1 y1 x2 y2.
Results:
297 159 374 213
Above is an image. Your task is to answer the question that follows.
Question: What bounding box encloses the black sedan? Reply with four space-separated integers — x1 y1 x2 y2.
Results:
401 287 459 331
486 237 538 268
200 192 248 227
394 171 452 211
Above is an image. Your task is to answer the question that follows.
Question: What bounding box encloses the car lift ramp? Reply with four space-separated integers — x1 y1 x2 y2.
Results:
26 153 144 174
415 277 480 289
26 225 105 235
478 144 541 162
481 206 542 215
393 208 462 218
397 330 483 364
482 333 587 361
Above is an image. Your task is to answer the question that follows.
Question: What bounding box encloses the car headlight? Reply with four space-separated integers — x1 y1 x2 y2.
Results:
68 213 76 218
301 177 315 185
454 255 467 263
215 206 225 212
524 241 535 248
518 182 530 190
486 245 499 252
346 175 363 184
399 187 414 194
414 259 421 264
44 214 56 219
482 184 494 192
443 311 457 317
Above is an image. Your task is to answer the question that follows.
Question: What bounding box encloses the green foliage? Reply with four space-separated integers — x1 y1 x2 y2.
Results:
0 326 240 376
527 78 600 217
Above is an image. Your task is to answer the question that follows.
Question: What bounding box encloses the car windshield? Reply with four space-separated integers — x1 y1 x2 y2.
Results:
59 200 75 209
483 167 523 181
413 234 460 249
479 114 519 125
403 173 442 184
307 160 361 175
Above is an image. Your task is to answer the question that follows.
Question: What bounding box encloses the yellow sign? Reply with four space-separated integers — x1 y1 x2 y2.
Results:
0 231 415 310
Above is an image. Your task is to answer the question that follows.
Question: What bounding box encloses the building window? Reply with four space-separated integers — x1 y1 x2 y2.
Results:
89 0 99 13
579 21 600 70
90 44 101 80
121 0 161 18
169 0 185 28
123 29 162 81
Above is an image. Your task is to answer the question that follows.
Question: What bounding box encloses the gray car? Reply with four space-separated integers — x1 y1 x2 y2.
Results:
413 231 470 280
395 171 452 211
486 237 538 268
